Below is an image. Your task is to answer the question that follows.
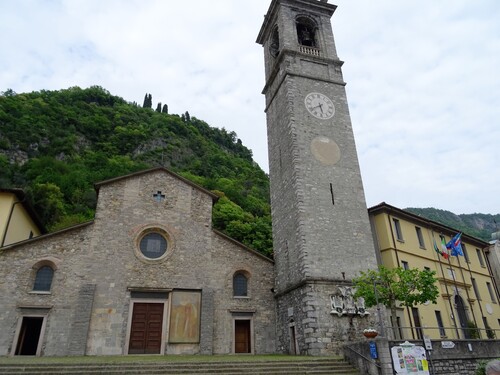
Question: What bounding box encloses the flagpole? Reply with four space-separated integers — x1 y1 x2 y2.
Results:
444 236 462 339
433 230 458 339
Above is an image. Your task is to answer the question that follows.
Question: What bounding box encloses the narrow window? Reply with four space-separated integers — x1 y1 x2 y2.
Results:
402 261 409 270
447 268 456 280
412 307 423 340
396 317 403 340
435 311 446 336
415 227 425 248
269 26 280 58
393 219 404 241
33 266 54 292
233 272 248 297
476 249 485 267
482 316 495 339
462 243 470 263
486 282 497 303
472 278 481 300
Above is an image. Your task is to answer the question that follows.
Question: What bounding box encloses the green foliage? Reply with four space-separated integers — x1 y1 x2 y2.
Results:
26 182 66 229
0 86 272 256
486 325 496 339
466 321 480 339
476 359 500 375
405 207 499 242
353 266 439 333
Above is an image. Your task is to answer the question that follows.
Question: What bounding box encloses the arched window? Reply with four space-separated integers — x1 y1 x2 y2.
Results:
233 272 248 297
296 16 317 47
33 266 54 292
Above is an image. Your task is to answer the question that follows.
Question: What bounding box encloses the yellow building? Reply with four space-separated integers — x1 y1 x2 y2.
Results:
0 188 45 247
369 202 499 340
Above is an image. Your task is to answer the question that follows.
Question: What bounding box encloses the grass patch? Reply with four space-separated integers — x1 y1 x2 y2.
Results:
0 354 341 365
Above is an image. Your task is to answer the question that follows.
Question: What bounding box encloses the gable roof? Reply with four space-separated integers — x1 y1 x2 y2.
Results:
0 188 47 234
94 167 219 202
0 221 93 251
213 228 274 264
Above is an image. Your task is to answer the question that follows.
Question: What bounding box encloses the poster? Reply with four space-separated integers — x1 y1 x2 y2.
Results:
391 343 429 374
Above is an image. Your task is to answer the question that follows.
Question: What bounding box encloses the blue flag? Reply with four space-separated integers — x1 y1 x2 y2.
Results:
446 233 463 257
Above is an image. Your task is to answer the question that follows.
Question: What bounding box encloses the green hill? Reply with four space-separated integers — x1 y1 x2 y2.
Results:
404 207 499 242
0 86 272 256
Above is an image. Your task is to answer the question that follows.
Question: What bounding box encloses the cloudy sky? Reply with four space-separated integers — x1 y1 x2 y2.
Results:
1 0 499 215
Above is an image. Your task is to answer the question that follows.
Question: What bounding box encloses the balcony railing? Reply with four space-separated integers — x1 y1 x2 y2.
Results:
299 45 321 57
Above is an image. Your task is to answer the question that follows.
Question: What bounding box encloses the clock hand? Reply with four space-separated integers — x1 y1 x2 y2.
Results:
313 104 322 111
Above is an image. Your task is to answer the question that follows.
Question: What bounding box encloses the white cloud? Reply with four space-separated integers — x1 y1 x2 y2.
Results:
1 0 498 214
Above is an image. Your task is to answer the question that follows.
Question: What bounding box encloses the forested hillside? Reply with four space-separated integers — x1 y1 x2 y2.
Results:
0 86 273 256
405 207 499 242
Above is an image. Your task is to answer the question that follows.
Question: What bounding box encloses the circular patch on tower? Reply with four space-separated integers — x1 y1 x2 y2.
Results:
310 136 341 165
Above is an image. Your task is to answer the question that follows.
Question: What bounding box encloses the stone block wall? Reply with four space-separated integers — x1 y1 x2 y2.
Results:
276 281 378 355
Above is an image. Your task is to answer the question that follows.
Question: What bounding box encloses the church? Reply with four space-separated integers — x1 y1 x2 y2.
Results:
0 0 380 357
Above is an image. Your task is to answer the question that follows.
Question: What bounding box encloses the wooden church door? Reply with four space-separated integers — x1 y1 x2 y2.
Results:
128 303 164 354
234 320 251 353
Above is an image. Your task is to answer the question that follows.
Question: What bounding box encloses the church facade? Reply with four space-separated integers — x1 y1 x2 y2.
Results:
0 168 276 356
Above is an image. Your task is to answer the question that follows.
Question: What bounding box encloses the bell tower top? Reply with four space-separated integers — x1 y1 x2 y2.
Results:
256 0 339 83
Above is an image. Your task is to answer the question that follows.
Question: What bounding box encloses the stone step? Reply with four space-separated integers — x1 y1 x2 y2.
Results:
0 359 360 375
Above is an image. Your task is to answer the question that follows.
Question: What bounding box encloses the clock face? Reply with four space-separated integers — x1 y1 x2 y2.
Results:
305 92 335 120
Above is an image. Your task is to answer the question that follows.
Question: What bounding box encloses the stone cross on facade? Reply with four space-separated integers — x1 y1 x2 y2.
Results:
153 191 165 202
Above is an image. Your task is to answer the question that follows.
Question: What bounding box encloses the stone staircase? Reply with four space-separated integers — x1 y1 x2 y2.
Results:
0 357 360 374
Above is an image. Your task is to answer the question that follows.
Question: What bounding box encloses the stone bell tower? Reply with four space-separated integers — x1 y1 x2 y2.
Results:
257 0 378 355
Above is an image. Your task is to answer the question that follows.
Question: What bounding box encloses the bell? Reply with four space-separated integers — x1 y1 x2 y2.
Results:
300 28 314 46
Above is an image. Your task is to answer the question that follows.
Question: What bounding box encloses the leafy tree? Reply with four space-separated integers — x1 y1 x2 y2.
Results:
162 104 168 114
26 182 66 229
156 103 161 113
1 88 16 96
353 266 439 337
142 93 152 108
185 111 191 122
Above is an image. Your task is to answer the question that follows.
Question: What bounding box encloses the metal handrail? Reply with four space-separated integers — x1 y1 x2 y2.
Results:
344 343 382 369
386 325 499 340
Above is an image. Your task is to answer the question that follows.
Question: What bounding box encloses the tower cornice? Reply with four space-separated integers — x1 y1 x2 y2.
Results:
261 47 345 95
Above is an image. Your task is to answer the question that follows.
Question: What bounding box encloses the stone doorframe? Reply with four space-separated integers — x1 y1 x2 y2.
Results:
231 311 255 354
11 309 50 357
288 318 299 355
124 293 170 355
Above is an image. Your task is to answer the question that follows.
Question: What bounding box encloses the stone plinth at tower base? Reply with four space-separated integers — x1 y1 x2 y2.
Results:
275 280 378 355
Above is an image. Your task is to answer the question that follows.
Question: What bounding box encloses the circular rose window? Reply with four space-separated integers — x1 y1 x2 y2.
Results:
139 232 168 259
